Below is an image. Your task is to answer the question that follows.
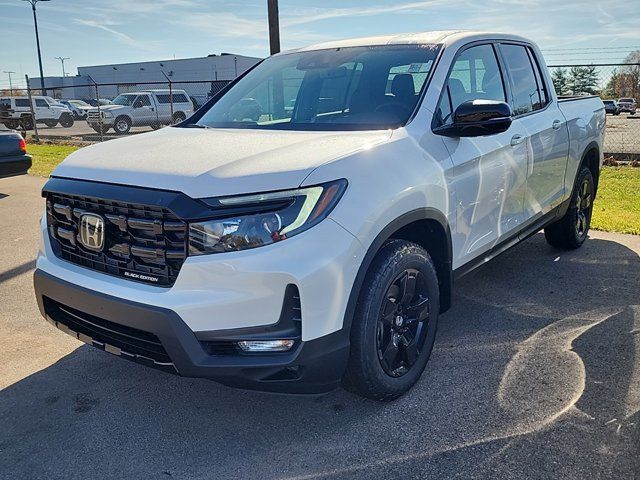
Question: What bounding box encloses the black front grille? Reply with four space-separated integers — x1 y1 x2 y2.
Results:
43 297 176 374
46 192 187 286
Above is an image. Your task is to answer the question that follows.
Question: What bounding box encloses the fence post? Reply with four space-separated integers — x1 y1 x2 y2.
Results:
89 77 104 142
25 75 39 143
161 71 174 124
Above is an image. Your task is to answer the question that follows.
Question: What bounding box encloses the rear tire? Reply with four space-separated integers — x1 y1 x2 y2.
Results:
343 240 440 401
4 119 19 129
544 166 594 249
172 112 186 124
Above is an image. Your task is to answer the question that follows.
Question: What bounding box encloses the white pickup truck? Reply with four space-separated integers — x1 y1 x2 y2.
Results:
35 31 605 400
86 89 193 134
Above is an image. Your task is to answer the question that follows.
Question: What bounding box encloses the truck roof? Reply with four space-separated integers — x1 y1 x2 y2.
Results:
284 30 533 53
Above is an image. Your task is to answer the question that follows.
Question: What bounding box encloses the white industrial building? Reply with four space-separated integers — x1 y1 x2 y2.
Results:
29 53 262 102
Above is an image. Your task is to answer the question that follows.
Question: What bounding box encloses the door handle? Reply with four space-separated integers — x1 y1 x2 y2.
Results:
510 134 524 146
552 119 562 130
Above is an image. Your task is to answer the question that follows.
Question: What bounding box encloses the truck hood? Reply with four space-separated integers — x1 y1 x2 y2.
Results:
54 126 392 198
87 105 124 113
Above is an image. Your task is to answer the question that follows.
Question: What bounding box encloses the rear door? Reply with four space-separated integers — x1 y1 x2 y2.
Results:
497 43 569 219
436 43 528 267
154 94 172 123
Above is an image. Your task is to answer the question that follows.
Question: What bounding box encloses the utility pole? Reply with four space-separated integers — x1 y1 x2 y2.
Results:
55 56 69 77
267 0 280 55
23 0 50 94
3 71 15 94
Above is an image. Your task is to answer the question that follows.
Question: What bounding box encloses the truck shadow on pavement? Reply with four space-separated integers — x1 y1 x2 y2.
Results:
1 234 639 479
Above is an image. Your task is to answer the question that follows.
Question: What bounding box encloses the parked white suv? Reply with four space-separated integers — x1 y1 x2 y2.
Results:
35 31 605 400
0 96 74 129
86 89 194 134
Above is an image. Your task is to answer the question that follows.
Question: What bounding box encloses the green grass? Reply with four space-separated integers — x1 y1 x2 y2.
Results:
591 167 640 235
26 143 640 235
27 143 80 177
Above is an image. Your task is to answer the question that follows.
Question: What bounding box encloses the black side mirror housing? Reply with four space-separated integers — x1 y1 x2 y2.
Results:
434 100 512 137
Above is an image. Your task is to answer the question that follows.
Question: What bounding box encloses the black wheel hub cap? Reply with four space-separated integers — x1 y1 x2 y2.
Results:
576 178 592 238
377 268 431 378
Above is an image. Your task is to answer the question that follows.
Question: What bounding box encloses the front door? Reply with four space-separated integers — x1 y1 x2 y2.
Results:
436 43 528 268
131 94 156 126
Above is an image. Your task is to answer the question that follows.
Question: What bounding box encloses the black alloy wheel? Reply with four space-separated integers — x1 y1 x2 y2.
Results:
377 269 431 377
575 176 592 242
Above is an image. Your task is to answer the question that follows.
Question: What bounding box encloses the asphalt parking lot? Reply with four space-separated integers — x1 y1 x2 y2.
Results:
1 174 639 480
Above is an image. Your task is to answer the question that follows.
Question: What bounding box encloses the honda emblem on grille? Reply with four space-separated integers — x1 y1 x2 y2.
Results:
78 213 105 251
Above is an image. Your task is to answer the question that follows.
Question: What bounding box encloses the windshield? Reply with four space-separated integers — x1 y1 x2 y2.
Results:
112 94 137 106
194 44 440 131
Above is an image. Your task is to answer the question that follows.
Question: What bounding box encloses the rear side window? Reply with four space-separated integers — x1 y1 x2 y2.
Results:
15 99 30 107
435 44 506 126
156 93 189 104
500 44 545 115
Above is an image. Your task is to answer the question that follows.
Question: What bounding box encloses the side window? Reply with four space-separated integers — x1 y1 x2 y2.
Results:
500 44 543 115
15 99 30 107
436 44 505 126
35 99 48 108
174 93 188 103
527 48 549 109
138 95 152 107
155 94 170 104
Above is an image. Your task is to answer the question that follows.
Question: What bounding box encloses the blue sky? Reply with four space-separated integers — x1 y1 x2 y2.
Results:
1 0 639 87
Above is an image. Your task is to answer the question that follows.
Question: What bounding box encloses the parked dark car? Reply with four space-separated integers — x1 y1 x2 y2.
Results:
618 97 637 114
603 100 621 115
0 129 32 178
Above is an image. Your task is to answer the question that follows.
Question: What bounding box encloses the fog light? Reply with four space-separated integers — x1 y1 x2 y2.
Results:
237 339 295 352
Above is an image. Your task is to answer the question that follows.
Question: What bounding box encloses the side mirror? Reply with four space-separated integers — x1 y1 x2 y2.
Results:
435 100 512 137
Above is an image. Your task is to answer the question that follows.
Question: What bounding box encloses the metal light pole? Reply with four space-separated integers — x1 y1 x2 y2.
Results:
3 71 15 94
54 56 69 77
23 0 50 94
267 0 280 55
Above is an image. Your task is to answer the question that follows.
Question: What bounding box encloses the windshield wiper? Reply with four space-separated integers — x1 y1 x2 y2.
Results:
181 123 209 129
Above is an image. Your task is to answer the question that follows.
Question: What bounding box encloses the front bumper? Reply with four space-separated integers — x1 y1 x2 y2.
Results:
34 269 350 393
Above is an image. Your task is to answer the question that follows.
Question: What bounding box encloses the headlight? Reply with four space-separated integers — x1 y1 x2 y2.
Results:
103 111 113 118
189 179 347 255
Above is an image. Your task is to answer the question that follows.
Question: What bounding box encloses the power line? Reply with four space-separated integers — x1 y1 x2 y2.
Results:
542 46 640 52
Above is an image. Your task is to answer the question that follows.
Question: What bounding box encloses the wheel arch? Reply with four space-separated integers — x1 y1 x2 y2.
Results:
579 141 601 196
342 208 453 334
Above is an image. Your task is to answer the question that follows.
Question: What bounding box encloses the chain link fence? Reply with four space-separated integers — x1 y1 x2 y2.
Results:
2 63 639 159
549 63 640 159
1 77 230 142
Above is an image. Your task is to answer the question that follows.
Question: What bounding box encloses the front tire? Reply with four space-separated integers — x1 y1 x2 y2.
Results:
343 240 440 401
59 114 74 128
44 120 58 128
544 166 594 249
113 116 131 134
